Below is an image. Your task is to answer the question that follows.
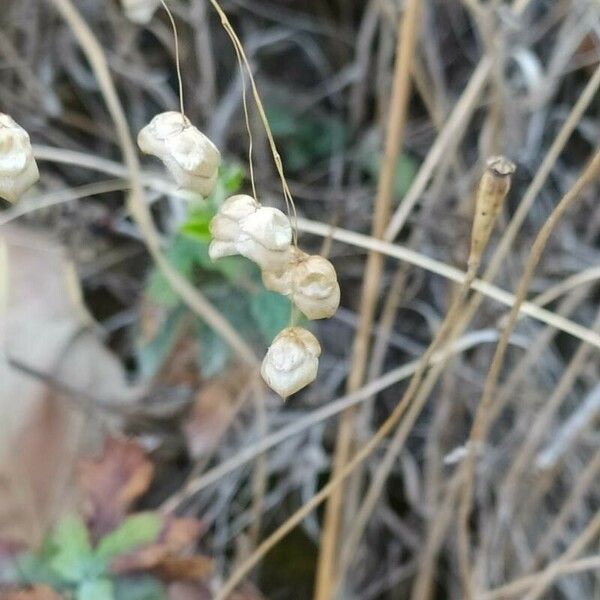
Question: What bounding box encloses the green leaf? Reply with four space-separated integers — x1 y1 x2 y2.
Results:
250 290 292 343
49 515 94 583
362 150 417 199
210 162 245 207
265 105 347 171
136 307 186 379
77 578 115 600
96 513 162 561
197 322 230 378
146 236 207 307
180 206 214 241
114 576 166 600
11 552 65 588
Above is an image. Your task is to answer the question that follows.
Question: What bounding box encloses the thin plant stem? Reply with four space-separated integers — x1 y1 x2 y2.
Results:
49 0 258 367
161 330 503 513
158 0 185 118
24 144 600 347
478 555 600 600
205 0 299 246
522 512 600 600
456 148 600 598
316 2 421 596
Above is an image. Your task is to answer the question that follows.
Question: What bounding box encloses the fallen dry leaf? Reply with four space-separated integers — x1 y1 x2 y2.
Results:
167 581 265 600
2 585 61 600
0 226 136 546
167 582 212 600
79 437 154 538
183 376 244 459
111 516 207 579
156 555 213 581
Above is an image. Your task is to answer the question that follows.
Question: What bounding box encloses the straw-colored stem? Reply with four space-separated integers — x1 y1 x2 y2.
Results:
49 0 258 367
522 512 600 600
315 3 421 597
457 148 600 597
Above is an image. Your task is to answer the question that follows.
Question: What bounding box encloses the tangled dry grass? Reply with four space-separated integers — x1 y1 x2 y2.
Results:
1 0 600 599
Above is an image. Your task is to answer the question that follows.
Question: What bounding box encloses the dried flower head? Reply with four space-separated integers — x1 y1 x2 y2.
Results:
261 327 321 398
209 194 260 260
209 197 293 270
0 114 39 203
469 155 516 266
236 206 293 270
121 0 160 24
263 248 340 320
138 112 221 196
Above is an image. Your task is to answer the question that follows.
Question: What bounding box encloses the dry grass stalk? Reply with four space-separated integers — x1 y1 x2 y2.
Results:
315 2 421 596
457 147 600 597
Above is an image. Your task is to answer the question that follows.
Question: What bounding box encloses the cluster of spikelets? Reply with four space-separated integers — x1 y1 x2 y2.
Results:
208 194 339 397
140 112 340 398
0 106 338 398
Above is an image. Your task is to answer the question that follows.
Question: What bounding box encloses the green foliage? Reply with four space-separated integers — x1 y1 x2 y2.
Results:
141 160 305 379
96 513 162 561
359 136 417 199
266 104 347 172
197 321 231 378
77 578 115 600
9 514 166 600
114 577 166 600
49 516 95 583
251 290 293 343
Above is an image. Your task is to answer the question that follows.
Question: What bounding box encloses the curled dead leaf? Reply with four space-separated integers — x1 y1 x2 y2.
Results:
78 437 154 537
183 378 240 459
2 585 61 600
111 516 205 577
157 555 213 581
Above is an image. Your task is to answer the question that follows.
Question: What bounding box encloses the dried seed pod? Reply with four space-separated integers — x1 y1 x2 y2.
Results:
469 156 516 267
138 112 221 196
261 327 321 398
121 0 160 24
263 248 340 320
0 114 39 203
209 194 260 260
236 206 293 270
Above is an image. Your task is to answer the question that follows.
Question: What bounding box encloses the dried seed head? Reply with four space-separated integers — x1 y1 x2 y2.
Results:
209 194 260 260
236 207 293 270
138 112 221 196
469 155 516 266
121 0 160 24
261 327 321 398
263 248 340 320
208 196 292 268
0 114 39 203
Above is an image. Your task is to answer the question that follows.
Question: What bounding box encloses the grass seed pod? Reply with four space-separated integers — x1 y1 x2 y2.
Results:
469 155 516 267
263 248 340 320
261 327 321 398
236 206 293 270
121 0 160 24
138 111 221 196
0 114 39 203
209 194 260 260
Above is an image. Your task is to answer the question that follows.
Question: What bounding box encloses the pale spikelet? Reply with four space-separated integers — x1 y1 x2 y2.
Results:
263 248 340 320
208 194 260 260
0 114 39 203
261 327 321 398
469 156 516 267
138 111 221 196
236 207 293 270
121 0 160 24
